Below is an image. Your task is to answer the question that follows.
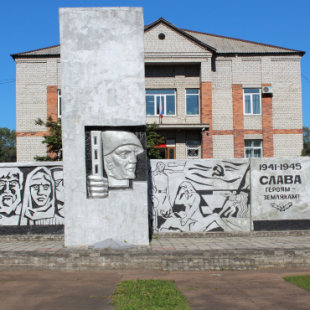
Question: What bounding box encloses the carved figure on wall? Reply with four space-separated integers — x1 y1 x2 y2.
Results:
20 167 56 225
220 191 249 218
87 130 144 198
150 160 250 232
51 167 65 224
0 168 23 225
160 181 234 232
152 162 173 217
102 131 144 186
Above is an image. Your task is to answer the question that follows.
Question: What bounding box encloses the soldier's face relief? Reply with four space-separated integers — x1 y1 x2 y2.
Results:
106 145 139 180
30 172 52 207
0 175 21 214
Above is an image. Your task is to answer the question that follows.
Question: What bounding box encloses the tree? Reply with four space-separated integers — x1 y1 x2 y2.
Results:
0 127 16 162
146 123 165 159
34 116 62 161
301 126 310 156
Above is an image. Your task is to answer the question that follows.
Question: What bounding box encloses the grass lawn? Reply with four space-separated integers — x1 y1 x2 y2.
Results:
111 279 192 309
284 275 310 291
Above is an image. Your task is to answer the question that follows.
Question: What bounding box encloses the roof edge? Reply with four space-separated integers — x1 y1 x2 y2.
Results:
144 17 217 53
183 28 306 56
11 44 60 60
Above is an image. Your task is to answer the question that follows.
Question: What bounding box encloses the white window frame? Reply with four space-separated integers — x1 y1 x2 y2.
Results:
185 89 200 116
186 140 201 159
145 89 176 117
244 140 263 158
243 88 261 115
57 89 61 118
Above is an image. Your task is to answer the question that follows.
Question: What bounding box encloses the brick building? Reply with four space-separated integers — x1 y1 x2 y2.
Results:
11 18 305 161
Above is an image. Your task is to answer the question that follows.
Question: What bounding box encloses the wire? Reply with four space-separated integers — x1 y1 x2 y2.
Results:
0 78 15 81
0 80 15 85
302 74 310 85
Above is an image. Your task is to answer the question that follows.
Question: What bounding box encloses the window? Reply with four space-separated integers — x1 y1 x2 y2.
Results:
153 139 176 159
58 89 62 118
186 141 201 159
146 89 176 116
244 140 262 158
243 88 261 115
186 89 199 115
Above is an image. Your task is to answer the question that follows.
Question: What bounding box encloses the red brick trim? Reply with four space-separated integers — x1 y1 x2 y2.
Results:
46 85 59 158
262 84 273 157
201 82 213 158
232 84 244 158
212 130 234 135
16 131 48 137
47 86 58 121
213 129 264 135
243 130 263 135
234 130 245 158
273 129 303 134
213 129 302 136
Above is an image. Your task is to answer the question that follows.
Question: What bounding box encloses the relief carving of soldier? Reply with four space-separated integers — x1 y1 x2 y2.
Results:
87 131 144 198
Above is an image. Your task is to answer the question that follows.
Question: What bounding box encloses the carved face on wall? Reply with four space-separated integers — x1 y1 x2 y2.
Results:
156 162 165 173
102 131 144 187
52 169 64 203
21 167 56 222
105 145 139 180
0 168 23 215
29 171 52 208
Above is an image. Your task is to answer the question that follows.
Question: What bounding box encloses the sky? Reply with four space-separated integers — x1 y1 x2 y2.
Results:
1 0 310 131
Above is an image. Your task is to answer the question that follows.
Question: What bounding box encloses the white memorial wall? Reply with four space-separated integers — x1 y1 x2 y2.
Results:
0 157 309 235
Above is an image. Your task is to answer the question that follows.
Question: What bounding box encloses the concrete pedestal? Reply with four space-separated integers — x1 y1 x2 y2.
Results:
59 7 148 246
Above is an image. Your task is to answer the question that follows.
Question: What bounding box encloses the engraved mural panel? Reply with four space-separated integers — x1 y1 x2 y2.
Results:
251 157 310 225
0 165 64 226
149 159 251 232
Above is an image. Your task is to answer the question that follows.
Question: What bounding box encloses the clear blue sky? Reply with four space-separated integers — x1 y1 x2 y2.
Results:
1 0 309 131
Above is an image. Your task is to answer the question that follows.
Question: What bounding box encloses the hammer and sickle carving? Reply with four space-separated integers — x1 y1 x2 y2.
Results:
212 164 224 177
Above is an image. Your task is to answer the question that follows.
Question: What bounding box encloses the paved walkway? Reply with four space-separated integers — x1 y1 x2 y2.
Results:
1 233 310 252
1 268 310 309
151 234 310 251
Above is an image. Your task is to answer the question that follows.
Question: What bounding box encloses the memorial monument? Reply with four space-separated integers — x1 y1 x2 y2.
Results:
59 7 149 246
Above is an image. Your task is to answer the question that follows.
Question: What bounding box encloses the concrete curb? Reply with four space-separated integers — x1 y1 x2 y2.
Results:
0 247 310 271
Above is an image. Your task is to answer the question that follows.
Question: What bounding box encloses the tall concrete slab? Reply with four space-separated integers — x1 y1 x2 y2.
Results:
59 7 148 246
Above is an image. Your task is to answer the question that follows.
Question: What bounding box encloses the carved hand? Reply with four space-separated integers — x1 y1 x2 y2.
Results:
87 175 109 198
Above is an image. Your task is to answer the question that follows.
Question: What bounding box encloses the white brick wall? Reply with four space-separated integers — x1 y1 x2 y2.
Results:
144 23 211 59
232 57 262 85
16 60 48 134
16 136 47 162
213 135 234 158
273 134 303 157
16 58 60 161
265 57 302 130
244 115 262 130
211 55 302 132
57 61 61 86
16 58 60 132
212 60 233 131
